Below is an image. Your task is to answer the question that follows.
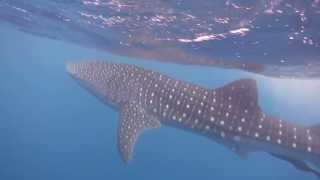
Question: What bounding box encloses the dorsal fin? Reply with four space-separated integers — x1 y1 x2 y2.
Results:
118 101 161 163
215 79 259 112
309 124 320 137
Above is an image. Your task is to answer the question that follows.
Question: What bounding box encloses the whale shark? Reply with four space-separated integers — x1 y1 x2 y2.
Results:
67 61 320 177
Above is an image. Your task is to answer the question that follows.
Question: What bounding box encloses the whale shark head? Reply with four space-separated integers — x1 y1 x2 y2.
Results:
66 61 133 106
66 61 116 80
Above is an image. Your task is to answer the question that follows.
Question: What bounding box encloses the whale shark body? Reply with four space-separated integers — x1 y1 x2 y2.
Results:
67 61 320 177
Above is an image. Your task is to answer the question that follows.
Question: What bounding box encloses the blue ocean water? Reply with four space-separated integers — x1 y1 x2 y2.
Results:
1 24 320 180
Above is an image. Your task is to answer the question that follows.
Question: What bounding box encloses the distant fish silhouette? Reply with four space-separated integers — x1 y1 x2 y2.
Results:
67 61 320 177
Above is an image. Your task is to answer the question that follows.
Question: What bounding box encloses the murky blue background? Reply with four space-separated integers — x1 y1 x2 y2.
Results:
1 23 320 180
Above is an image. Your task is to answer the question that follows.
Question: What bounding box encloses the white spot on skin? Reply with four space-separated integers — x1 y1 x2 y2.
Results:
228 105 232 109
220 121 225 126
210 106 214 111
241 118 246 123
169 95 173 99
308 147 312 152
198 110 202 114
186 104 190 109
210 117 215 122
177 100 181 105
205 125 210 130
225 112 229 117
254 133 259 138
266 136 271 141
277 139 282 144
162 112 166 116
238 126 242 132
258 125 262 129
292 143 297 148
279 131 282 136
182 113 186 118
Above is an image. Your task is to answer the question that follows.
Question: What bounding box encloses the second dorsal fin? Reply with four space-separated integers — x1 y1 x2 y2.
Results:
215 79 259 112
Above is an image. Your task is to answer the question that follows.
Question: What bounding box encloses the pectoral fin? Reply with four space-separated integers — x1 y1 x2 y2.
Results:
118 101 161 163
233 148 249 159
270 153 320 177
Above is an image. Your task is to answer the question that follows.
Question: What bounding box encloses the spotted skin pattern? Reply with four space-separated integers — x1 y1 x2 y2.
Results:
67 61 320 177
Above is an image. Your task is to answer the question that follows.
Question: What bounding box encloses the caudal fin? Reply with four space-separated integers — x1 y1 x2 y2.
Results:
271 153 320 178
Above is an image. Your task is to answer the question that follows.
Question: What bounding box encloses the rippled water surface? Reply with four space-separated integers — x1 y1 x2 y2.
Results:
1 0 320 78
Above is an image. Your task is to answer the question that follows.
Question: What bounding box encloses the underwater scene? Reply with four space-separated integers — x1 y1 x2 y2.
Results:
1 0 320 179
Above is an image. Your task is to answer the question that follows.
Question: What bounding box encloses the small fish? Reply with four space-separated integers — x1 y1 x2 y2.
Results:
67 61 320 177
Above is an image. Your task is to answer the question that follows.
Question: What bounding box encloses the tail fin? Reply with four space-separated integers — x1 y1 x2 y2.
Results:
271 153 320 178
